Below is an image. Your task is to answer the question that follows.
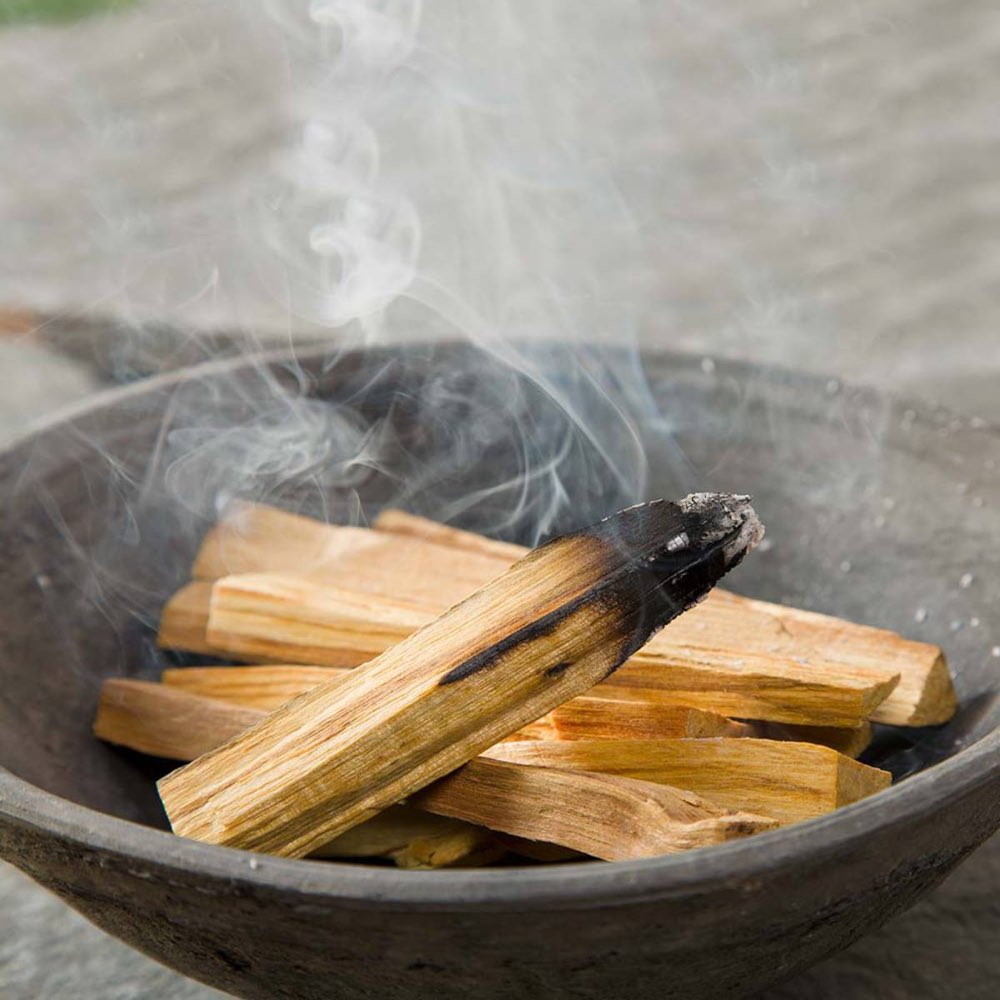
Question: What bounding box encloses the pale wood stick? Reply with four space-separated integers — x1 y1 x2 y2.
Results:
411 758 777 861
94 679 262 760
512 687 752 741
94 681 499 868
192 501 507 608
375 508 955 727
311 805 503 869
204 574 898 727
741 599 956 726
161 665 346 710
157 582 225 658
372 508 525 562
609 649 898 728
96 677 774 862
157 494 763 857
162 666 747 741
485 738 891 825
762 721 874 759
204 577 428 666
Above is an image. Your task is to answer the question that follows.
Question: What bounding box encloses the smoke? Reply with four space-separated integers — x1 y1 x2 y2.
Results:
117 0 689 546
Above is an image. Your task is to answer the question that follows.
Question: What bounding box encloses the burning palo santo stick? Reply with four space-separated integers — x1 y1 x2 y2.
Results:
374 509 955 728
202 573 898 726
182 502 954 726
411 758 777 861
485 738 891 825
157 493 764 857
161 666 749 741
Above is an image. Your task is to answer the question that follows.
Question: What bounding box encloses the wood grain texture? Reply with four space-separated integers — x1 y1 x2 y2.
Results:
485 738 892 825
411 757 777 861
763 721 874 759
161 665 346 710
157 495 762 857
93 680 262 760
194 501 508 607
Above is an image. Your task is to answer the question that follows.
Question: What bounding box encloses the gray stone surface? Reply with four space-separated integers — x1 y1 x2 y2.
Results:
1 0 999 996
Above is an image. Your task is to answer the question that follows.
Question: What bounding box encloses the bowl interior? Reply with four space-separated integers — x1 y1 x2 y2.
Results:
1 342 998 832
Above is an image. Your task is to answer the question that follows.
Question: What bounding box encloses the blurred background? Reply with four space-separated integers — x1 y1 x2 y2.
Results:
0 0 997 997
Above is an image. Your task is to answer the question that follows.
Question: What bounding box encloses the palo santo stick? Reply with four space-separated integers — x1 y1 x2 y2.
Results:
311 806 502 869
608 649 898 728
157 582 221 657
375 508 954 727
162 666 746 741
743 599 956 726
513 687 751 742
158 493 764 857
411 758 777 861
162 665 346 710
205 578 429 666
193 501 508 608
94 679 263 760
94 681 500 868
372 508 525 563
762 721 874 759
485 738 892 825
205 575 897 726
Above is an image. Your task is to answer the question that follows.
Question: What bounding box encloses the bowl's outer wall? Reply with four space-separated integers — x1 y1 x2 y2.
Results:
1 344 999 999
4 774 999 1000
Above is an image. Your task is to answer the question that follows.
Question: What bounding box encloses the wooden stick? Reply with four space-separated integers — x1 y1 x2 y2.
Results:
485 738 891 825
204 574 898 726
96 677 774 862
205 576 430 666
193 501 507 607
372 508 524 562
157 582 223 658
608 649 898 728
760 721 874 759
741 599 956 726
94 679 262 760
157 494 764 857
162 666 747 741
161 665 346 710
311 806 503 869
513 687 751 742
411 758 777 861
375 508 955 727
93 683 497 868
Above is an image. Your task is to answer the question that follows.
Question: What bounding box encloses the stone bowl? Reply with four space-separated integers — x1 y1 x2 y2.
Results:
1 342 998 999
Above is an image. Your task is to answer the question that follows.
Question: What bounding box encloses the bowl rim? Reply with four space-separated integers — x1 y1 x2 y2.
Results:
2 343 999 911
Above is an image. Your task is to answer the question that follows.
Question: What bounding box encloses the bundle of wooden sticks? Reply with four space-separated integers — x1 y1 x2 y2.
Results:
94 494 956 866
